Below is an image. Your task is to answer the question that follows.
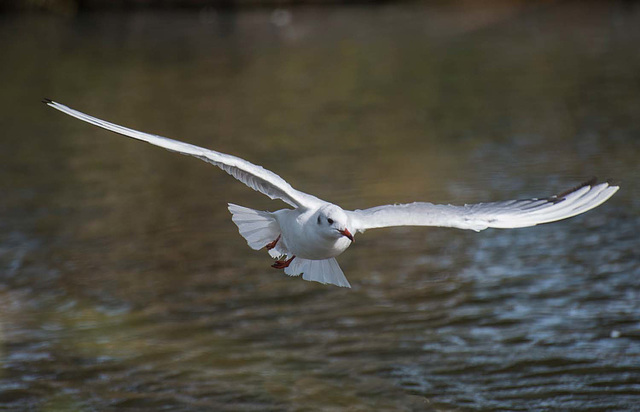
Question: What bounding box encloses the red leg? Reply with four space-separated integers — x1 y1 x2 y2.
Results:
265 234 281 250
272 255 295 269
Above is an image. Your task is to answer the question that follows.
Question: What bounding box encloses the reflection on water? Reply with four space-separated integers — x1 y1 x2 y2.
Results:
1 2 639 410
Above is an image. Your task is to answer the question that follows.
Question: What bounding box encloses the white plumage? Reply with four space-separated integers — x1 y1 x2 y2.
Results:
347 180 618 232
45 100 619 288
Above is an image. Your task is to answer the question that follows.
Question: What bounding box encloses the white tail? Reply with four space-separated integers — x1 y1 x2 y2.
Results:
284 257 351 288
228 204 281 251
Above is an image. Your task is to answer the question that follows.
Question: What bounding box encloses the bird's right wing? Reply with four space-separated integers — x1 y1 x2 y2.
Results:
347 179 619 233
44 100 324 209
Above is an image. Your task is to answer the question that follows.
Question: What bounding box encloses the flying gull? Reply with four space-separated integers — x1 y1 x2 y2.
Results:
44 100 619 288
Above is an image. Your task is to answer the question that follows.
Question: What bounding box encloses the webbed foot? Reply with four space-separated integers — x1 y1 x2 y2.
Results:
272 255 295 269
265 234 281 250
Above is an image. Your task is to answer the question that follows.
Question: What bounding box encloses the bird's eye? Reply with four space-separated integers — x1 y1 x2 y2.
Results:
327 218 334 225
317 216 322 225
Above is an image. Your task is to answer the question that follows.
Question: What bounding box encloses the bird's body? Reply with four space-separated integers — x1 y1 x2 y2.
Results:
274 207 352 260
44 99 620 288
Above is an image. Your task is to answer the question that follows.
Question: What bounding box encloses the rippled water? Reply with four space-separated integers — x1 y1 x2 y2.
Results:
1 2 640 410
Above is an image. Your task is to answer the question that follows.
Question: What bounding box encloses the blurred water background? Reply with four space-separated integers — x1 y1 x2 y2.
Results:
1 1 640 410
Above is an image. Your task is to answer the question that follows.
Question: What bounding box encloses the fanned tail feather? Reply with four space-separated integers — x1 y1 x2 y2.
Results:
284 258 351 288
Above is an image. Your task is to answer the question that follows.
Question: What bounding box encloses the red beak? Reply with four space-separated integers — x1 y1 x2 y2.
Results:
339 229 354 242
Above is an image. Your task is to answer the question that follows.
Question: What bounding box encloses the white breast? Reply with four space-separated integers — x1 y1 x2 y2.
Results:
275 209 351 260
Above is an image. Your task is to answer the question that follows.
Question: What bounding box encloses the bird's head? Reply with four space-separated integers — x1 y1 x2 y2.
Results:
315 205 354 242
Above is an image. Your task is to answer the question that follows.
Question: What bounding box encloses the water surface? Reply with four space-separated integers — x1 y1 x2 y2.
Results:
1 3 639 410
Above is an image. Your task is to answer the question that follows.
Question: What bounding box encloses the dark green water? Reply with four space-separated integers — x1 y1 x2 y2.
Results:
1 3 639 410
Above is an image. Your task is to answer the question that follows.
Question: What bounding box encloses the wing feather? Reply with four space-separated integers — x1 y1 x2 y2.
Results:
348 180 619 233
44 100 323 209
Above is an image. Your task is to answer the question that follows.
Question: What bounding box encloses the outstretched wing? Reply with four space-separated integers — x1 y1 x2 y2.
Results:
347 179 619 233
44 100 323 209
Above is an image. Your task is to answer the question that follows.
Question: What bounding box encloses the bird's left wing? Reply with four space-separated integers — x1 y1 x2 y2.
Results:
44 100 324 209
347 179 619 233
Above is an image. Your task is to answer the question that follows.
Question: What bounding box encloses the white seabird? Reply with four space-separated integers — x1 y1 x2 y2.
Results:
44 100 619 288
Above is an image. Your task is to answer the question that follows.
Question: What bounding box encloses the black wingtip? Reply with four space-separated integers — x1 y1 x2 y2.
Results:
42 98 53 104
605 178 620 188
554 177 599 200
